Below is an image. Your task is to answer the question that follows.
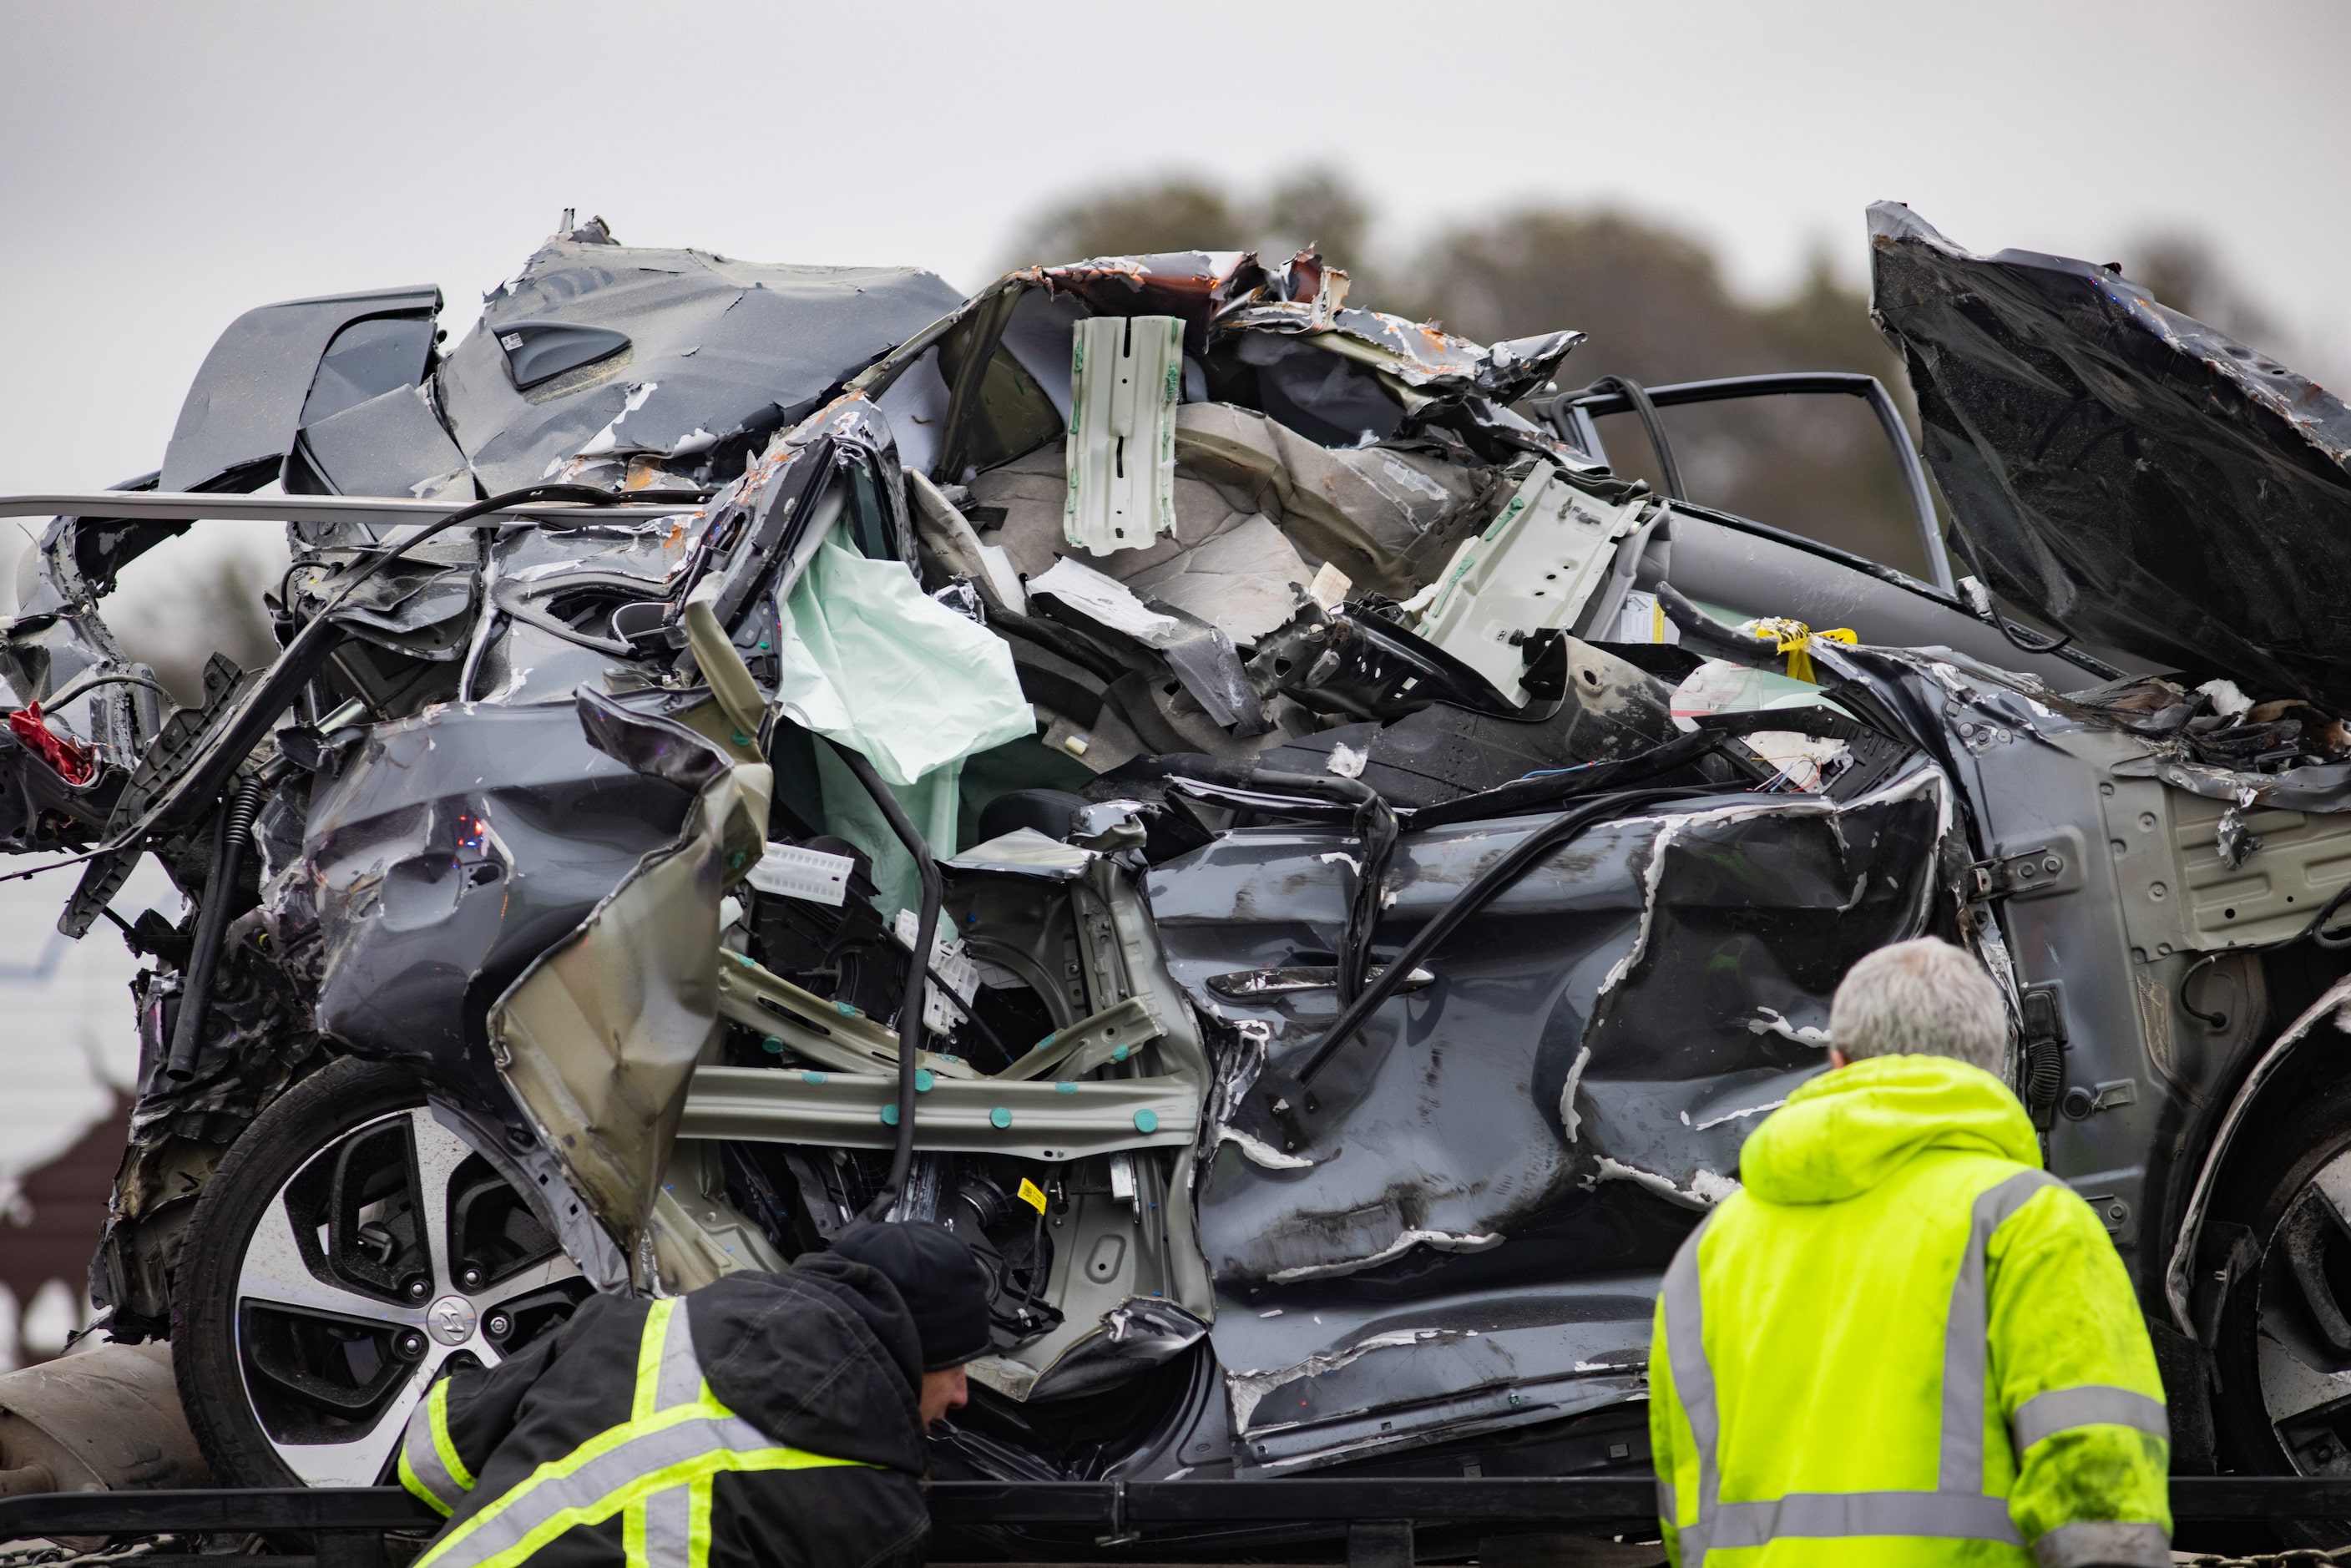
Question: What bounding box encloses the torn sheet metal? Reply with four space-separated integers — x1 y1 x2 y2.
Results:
1028 557 1269 735
440 230 962 495
161 285 442 493
1869 202 2351 708
490 700 771 1292
1159 762 1944 1288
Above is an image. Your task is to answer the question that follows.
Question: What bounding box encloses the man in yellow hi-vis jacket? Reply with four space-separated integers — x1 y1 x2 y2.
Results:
1650 938 2171 1567
397 1222 991 1568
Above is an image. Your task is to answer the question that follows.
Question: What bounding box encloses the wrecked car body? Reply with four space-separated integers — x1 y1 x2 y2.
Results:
9 200 2351 1552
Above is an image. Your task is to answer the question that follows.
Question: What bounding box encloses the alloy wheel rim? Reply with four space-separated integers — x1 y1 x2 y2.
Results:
231 1106 584 1485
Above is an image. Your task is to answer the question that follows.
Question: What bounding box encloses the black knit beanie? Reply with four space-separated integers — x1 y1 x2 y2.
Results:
831 1221 992 1372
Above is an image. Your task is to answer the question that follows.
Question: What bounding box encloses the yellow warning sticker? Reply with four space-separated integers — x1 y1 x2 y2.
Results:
1017 1177 1048 1214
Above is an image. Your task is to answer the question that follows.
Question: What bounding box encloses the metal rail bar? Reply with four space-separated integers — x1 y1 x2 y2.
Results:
0 493 699 529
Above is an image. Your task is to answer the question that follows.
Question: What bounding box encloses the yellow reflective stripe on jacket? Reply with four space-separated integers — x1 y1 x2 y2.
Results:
417 1295 870 1568
1661 1167 2079 1560
400 1377 476 1517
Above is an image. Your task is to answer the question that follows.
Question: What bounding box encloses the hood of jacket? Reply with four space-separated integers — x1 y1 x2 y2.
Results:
1739 1053 2039 1206
686 1251 928 1473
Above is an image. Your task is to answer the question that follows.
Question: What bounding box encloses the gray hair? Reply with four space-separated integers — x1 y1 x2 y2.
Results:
1828 937 2009 1075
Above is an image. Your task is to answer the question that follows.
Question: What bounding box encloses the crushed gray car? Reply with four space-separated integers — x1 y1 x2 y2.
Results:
8 202 2351 1555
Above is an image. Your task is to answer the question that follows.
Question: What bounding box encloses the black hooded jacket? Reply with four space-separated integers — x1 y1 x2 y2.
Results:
404 1254 930 1568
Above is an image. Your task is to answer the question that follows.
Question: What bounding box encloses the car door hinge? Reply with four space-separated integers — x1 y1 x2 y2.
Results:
1969 844 2081 902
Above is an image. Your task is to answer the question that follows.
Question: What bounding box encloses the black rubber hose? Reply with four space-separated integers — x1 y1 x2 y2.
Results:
1653 581 1783 669
827 741 943 1223
163 769 269 1081
1583 376 1686 501
1292 787 1704 1085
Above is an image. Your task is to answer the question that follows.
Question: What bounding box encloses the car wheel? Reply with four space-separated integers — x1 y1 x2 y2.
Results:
2213 1076 2351 1545
172 1057 589 1486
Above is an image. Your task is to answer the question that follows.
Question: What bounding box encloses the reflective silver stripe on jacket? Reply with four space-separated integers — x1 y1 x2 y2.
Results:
1700 1490 2021 1550
1663 1166 2091 1560
2012 1386 2169 1450
650 1300 705 1412
630 1301 705 1568
1939 1170 2062 1493
422 1404 786 1568
401 1379 473 1516
2031 1519 2172 1568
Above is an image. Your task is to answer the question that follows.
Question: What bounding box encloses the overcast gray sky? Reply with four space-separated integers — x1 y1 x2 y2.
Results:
3 0 2348 496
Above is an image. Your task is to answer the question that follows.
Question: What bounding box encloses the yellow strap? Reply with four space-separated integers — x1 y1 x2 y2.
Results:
1741 618 1856 685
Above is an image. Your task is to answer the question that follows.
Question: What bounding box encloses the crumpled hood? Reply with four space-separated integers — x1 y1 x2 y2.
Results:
1868 201 2351 708
1740 1053 2039 1205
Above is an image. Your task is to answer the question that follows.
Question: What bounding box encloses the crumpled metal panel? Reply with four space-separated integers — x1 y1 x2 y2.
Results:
488 691 771 1292
1160 765 1944 1283
296 704 691 1089
1142 763 1946 1465
160 285 442 493
1025 250 1578 402
437 235 963 493
1868 201 2351 707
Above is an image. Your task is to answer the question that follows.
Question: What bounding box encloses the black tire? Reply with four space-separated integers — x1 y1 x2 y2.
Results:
2211 1075 2351 1548
173 1057 586 1487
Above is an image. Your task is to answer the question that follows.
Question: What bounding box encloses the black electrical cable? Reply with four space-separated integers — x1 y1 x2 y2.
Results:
827 740 943 1224
162 766 273 1080
1292 786 1708 1085
1939 524 2075 655
1580 377 1686 501
2178 883 2351 1030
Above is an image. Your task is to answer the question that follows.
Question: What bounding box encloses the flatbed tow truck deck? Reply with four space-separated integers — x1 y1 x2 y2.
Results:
0 1479 2338 1566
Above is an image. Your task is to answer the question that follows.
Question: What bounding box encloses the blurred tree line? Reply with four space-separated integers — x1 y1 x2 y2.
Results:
1008 170 2292 584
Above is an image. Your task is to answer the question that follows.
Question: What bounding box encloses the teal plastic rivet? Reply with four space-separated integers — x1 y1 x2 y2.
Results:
835 1001 859 1017
880 1103 900 1126
1031 1032 1057 1054
1133 1109 1159 1134
1054 1081 1078 1095
1112 1044 1130 1063
761 1034 785 1054
736 952 756 967
729 850 746 870
989 1106 1012 1129
938 1053 961 1064
914 1069 935 1093
757 641 771 651
801 1070 827 1085
731 730 752 746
